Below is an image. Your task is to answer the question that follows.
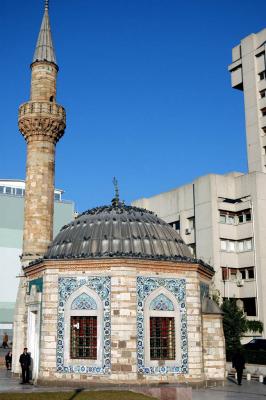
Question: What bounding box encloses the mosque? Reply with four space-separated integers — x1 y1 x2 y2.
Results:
12 1 225 385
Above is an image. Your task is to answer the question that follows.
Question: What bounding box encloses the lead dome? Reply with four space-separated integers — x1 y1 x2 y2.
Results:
45 203 194 261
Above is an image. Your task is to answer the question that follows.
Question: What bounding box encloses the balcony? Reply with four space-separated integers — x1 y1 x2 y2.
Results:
19 101 66 121
18 101 66 143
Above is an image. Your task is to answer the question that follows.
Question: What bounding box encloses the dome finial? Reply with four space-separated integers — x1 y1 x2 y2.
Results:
45 0 49 11
112 177 120 207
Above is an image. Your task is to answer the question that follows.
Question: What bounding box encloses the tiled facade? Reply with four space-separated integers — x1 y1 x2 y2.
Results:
12 260 226 385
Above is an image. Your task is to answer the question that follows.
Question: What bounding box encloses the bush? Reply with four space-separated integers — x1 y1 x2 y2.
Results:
246 320 264 334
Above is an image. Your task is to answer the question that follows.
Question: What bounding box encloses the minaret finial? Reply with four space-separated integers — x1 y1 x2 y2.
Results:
45 0 49 11
112 177 120 206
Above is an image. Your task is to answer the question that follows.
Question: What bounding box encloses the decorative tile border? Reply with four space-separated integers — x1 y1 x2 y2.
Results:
57 276 111 374
136 276 188 375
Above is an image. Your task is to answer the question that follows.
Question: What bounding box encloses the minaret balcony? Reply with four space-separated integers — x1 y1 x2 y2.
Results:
19 101 65 120
18 101 66 143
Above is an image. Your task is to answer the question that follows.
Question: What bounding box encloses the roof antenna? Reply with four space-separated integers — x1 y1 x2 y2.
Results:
112 177 120 207
45 0 49 11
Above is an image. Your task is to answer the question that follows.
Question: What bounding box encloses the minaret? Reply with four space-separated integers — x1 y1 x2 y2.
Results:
12 1 65 374
18 0 66 262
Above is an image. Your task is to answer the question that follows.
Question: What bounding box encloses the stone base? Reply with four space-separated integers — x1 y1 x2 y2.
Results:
36 377 225 389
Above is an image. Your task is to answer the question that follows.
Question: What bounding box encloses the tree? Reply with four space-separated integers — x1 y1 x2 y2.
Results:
221 299 247 356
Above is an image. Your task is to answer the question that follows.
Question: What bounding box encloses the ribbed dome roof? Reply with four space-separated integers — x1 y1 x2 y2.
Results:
44 204 195 262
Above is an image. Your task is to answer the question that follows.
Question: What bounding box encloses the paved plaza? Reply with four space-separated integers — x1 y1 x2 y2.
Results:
0 368 266 400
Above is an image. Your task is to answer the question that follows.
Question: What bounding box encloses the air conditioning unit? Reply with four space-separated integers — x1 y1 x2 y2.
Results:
185 228 191 235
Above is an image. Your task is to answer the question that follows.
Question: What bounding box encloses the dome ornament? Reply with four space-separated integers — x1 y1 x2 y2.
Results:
45 0 49 11
112 177 120 207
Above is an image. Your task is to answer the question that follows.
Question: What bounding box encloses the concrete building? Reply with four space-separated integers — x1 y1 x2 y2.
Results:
0 179 74 343
133 27 266 336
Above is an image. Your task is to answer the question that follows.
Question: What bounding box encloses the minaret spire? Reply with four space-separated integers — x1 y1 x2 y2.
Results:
32 0 57 66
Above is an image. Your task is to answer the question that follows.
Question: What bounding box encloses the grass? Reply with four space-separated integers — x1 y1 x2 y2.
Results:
0 391 154 400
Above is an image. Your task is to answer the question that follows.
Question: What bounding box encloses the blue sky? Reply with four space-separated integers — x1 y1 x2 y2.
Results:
1 0 266 212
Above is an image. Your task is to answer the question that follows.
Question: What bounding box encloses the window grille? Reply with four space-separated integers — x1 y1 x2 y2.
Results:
70 316 97 359
150 317 175 360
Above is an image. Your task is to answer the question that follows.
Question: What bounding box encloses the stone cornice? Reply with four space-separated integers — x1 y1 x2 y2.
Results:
23 258 214 280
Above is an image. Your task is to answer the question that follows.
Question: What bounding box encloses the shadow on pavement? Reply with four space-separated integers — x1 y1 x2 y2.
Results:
227 376 238 385
68 388 84 400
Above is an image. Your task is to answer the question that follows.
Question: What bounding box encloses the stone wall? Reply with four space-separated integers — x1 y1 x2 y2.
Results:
202 314 226 380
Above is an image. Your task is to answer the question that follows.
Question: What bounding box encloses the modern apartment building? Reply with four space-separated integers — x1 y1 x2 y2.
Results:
228 28 266 173
133 28 266 336
0 179 75 342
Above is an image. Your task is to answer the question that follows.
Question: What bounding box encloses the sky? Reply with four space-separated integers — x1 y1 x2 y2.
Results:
1 0 266 213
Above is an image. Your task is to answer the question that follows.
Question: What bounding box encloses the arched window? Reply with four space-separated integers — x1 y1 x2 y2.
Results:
70 293 97 359
64 286 103 366
144 287 181 367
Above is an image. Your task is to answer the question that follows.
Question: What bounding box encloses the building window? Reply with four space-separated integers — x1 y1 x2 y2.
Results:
150 317 175 360
238 238 253 252
219 209 252 224
63 286 104 366
221 239 227 251
70 316 97 359
143 286 181 370
259 71 266 80
54 193 61 201
247 267 255 280
262 108 266 117
228 215 235 224
220 238 252 252
239 269 246 280
219 213 226 223
230 269 237 279
219 210 235 224
222 267 255 281
242 298 256 316
0 186 4 194
169 220 180 232
237 209 252 223
5 187 12 194
228 240 235 252
221 267 229 281
16 188 23 196
260 89 266 98
200 282 209 299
